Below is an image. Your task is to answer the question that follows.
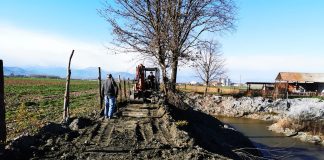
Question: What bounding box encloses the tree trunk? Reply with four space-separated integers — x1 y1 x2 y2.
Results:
204 86 208 97
0 60 6 154
170 56 179 92
63 50 74 123
160 64 168 94
204 79 209 97
98 67 103 109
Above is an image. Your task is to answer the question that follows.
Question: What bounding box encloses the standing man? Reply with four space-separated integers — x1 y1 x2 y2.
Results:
147 71 155 89
101 74 118 119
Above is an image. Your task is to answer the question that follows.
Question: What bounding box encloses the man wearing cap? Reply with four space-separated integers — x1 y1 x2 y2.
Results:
101 74 118 119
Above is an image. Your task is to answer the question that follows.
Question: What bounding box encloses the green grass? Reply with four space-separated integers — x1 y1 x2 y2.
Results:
4 77 133 140
4 77 100 140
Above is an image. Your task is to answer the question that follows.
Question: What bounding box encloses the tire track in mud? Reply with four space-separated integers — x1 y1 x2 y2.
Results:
95 121 114 146
9 102 257 160
139 122 154 144
68 103 178 157
153 120 167 144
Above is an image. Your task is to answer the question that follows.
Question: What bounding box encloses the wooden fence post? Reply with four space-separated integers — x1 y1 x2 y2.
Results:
118 75 122 102
123 78 127 100
0 60 6 154
63 50 74 123
98 67 103 109
127 78 130 101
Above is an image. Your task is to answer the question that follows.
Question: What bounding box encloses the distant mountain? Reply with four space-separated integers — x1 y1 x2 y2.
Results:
3 66 201 82
4 67 28 75
3 66 135 80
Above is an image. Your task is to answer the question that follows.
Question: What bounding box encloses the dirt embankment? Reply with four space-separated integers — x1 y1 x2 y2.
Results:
183 92 324 145
2 100 261 159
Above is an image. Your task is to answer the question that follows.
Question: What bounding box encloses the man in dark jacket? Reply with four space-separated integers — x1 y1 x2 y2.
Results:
101 74 118 119
147 71 155 89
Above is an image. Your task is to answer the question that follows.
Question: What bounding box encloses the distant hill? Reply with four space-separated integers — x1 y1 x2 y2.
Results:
3 66 135 80
4 67 29 76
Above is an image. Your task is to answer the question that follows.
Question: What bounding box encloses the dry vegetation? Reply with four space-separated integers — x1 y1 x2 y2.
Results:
176 84 245 95
276 118 324 137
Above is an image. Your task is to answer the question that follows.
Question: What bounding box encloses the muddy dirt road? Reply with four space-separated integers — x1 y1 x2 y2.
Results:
3 102 260 159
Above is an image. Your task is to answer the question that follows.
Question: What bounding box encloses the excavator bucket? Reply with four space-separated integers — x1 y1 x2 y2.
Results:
129 87 144 103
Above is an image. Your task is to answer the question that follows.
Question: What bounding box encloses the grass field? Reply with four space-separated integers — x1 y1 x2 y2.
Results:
4 77 100 140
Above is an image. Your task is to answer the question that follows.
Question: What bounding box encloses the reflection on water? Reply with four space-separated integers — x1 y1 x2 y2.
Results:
217 116 324 160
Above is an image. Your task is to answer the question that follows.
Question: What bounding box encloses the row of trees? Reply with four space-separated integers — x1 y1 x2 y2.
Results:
99 0 236 94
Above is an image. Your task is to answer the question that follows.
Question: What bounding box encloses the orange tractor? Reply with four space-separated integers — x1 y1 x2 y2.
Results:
130 64 160 101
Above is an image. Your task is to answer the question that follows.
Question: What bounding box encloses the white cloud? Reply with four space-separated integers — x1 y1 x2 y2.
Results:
0 23 138 72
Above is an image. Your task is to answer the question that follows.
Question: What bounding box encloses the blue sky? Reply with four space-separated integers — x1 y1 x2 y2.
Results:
211 0 324 82
0 0 108 41
0 0 324 82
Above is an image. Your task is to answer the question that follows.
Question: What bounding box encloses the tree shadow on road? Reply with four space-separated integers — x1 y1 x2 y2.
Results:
168 104 262 159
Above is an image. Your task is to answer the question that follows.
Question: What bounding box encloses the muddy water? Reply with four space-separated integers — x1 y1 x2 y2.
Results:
217 116 324 160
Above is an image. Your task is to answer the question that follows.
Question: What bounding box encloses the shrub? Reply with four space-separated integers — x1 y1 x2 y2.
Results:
175 120 189 127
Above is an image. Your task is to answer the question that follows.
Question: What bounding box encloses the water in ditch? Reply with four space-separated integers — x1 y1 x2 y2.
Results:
217 116 324 160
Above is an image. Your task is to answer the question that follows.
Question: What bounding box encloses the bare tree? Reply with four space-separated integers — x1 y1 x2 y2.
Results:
165 0 236 91
99 0 236 93
98 0 171 93
193 40 226 96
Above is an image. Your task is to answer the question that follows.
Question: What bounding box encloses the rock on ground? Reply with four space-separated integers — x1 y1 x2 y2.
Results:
183 92 324 120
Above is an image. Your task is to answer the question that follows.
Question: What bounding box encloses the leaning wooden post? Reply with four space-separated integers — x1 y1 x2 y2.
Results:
63 50 74 123
98 67 103 109
0 60 6 154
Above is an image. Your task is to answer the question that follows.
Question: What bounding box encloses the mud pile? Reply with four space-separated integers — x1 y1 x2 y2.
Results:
3 102 260 159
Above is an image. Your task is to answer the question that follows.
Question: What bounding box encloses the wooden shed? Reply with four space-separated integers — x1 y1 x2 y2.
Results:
246 82 275 97
274 72 324 97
